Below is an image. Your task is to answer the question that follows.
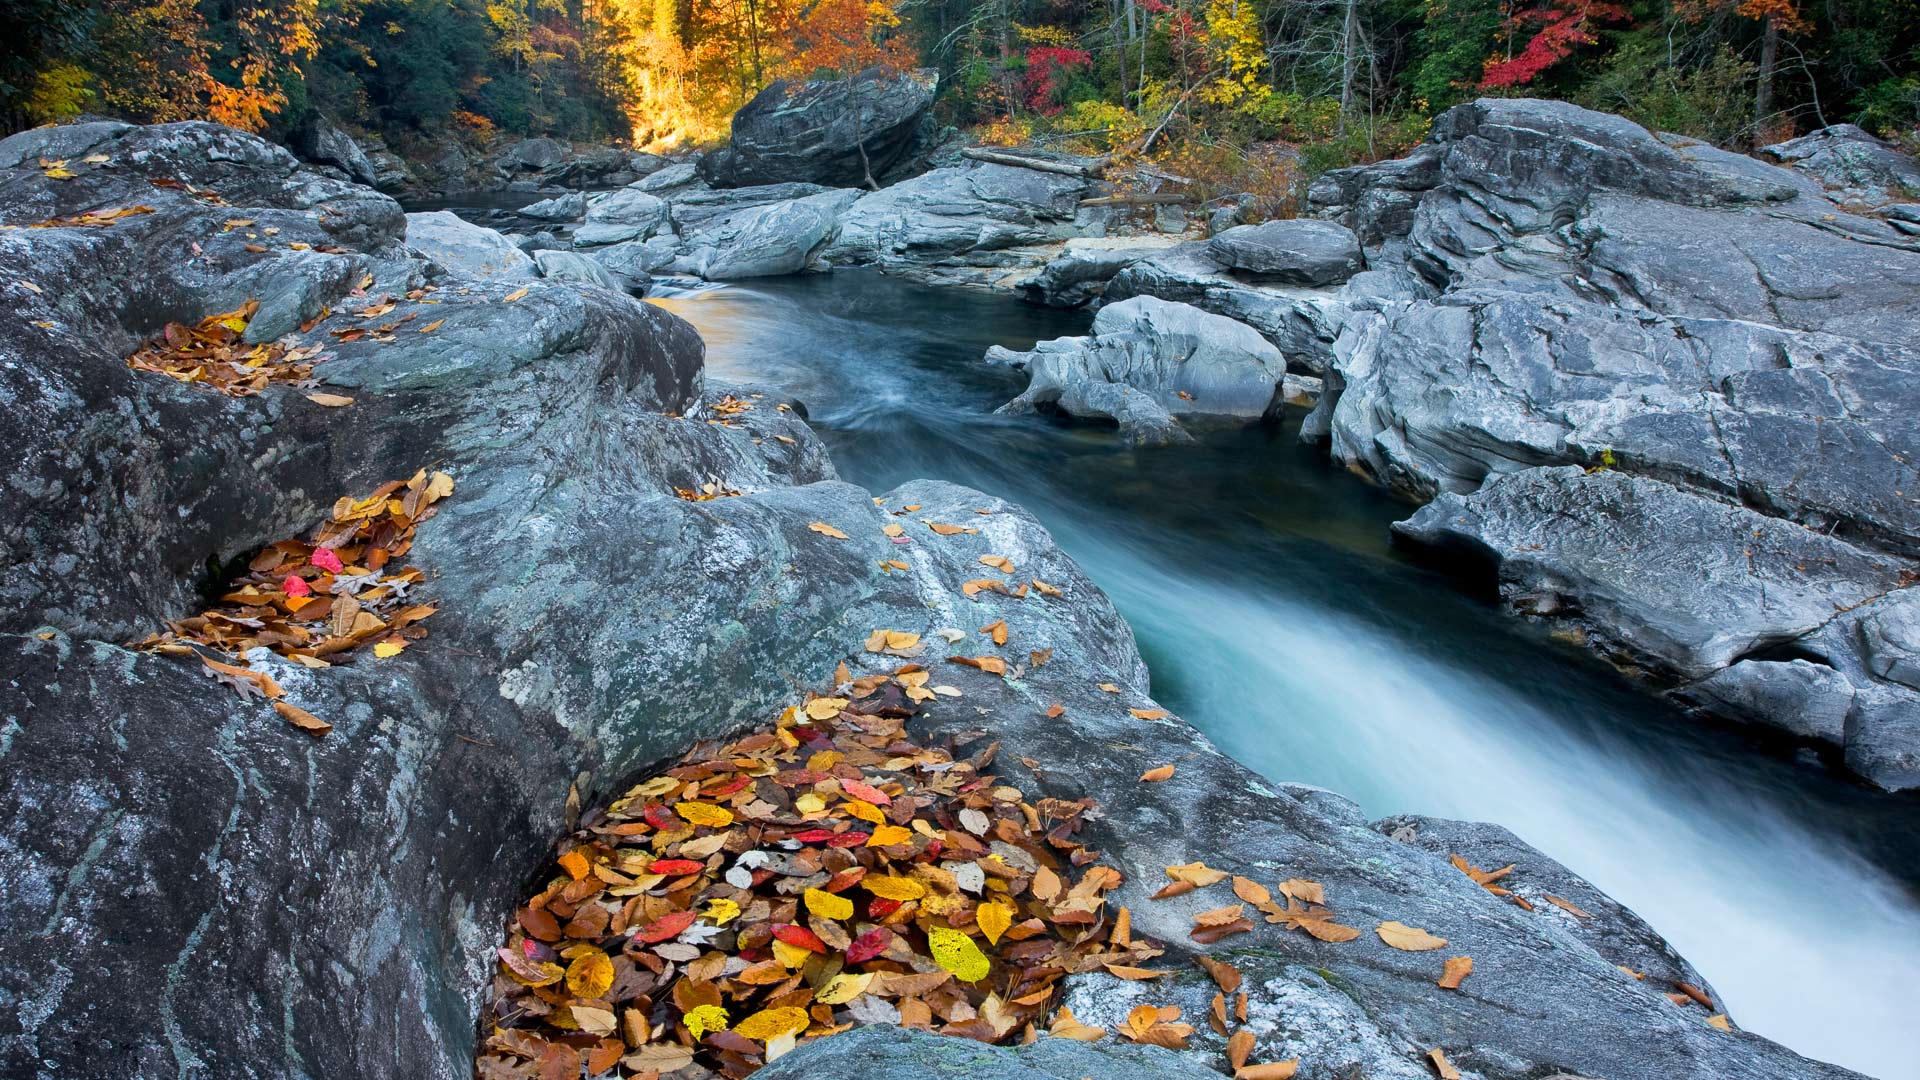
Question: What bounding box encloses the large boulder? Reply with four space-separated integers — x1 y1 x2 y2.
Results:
532 248 623 290
987 295 1285 444
699 68 937 188
671 188 861 279
573 184 670 246
289 115 377 188
1014 236 1185 308
403 210 538 281
1206 218 1364 285
516 190 586 222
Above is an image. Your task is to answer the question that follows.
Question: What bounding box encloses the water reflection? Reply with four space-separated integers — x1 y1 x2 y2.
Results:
654 271 1920 1080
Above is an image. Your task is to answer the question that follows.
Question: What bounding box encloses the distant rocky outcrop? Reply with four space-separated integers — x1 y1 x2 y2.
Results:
0 116 1868 1080
699 68 938 189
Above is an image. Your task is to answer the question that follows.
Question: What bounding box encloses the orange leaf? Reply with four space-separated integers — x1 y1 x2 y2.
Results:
1139 764 1175 782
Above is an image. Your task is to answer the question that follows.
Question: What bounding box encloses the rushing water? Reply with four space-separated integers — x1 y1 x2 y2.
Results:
651 271 1920 1079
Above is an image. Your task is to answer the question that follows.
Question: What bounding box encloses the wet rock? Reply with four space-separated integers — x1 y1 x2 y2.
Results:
1206 219 1363 285
1014 236 1184 308
671 188 860 279
1393 466 1919 788
498 135 568 172
517 191 586 222
532 248 623 291
700 68 937 188
404 210 537 281
1758 124 1920 209
988 296 1283 444
574 185 670 246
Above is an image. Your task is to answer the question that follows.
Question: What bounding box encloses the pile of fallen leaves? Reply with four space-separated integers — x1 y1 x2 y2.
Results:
133 469 453 731
126 299 335 398
24 204 155 229
476 668 1168 1080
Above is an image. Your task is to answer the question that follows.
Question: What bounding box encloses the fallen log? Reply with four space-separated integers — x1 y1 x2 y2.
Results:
960 146 1106 178
1078 192 1196 207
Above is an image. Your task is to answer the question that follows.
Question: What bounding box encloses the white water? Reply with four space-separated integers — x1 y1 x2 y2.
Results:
657 274 1920 1079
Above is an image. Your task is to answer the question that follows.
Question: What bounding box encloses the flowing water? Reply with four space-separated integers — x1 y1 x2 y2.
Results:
652 271 1920 1078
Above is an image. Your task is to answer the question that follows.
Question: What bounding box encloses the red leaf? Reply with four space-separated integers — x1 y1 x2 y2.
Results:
283 574 311 598
639 911 696 942
311 547 344 573
773 924 827 953
842 779 891 805
846 927 893 963
649 858 705 876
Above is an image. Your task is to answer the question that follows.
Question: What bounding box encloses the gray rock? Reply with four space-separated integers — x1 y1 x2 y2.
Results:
633 161 704 195
1861 590 1920 690
1206 218 1364 285
499 135 568 171
673 188 860 279
755 1025 1221 1080
700 68 937 188
1682 660 1858 744
532 248 623 291
667 181 839 229
516 190 586 222
403 210 537 281
1759 124 1920 209
574 185 670 246
824 162 1092 288
289 115 377 188
1103 241 1356 372
1014 237 1183 308
589 234 681 286
363 145 417 193
988 296 1284 444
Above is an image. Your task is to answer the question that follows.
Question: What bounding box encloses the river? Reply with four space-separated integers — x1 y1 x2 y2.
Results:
649 269 1920 1080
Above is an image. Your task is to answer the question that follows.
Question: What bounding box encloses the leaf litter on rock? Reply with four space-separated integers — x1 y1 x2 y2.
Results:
475 667 1171 1078
132 469 454 733
126 299 336 397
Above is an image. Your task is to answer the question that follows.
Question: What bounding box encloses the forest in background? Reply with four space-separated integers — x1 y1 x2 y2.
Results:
2 0 1917 184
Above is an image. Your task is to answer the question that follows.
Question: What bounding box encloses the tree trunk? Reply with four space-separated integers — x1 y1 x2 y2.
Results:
1753 13 1779 134
1339 0 1359 136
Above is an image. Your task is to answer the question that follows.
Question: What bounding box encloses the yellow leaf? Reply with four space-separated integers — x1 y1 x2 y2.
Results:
734 1006 811 1042
805 697 849 720
1139 764 1175 782
867 824 912 847
795 792 827 814
565 949 614 999
864 875 927 901
771 939 813 968
675 802 734 828
558 850 592 880
882 523 905 537
928 523 977 535
1706 1014 1733 1032
1377 921 1448 951
1428 1049 1461 1080
418 318 445 333
425 471 456 499
808 521 850 539
303 392 355 407
702 898 741 926
977 901 1013 945
373 641 405 658
1165 862 1229 887
804 887 854 921
503 287 530 302
1048 1004 1106 1040
815 972 873 1005
927 926 991 982
683 1003 729 1039
844 799 885 824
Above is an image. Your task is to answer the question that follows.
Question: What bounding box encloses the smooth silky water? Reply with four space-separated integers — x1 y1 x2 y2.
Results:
650 270 1920 1079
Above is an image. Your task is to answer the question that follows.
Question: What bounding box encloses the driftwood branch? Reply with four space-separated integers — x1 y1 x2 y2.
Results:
1078 193 1195 207
960 147 1106 178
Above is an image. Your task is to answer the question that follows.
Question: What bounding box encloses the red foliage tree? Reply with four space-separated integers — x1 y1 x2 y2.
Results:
1021 46 1091 114
1480 0 1631 88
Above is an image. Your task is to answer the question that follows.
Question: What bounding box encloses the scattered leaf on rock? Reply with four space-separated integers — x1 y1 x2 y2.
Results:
1129 708 1170 721
1429 1048 1462 1079
1437 955 1473 989
807 521 851 540
127 300 334 397
1236 1062 1298 1080
1377 921 1448 951
1139 765 1175 782
273 700 331 736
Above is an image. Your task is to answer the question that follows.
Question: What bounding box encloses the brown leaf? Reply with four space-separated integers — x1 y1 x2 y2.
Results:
503 287 530 302
1428 1049 1461 1080
1437 955 1473 990
1139 764 1176 782
808 521 850 540
1129 708 1170 720
274 700 331 736
1545 894 1593 919
1376 921 1448 951
1197 955 1242 995
1227 1029 1255 1070
304 392 355 407
1236 1063 1298 1080
1231 877 1271 906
